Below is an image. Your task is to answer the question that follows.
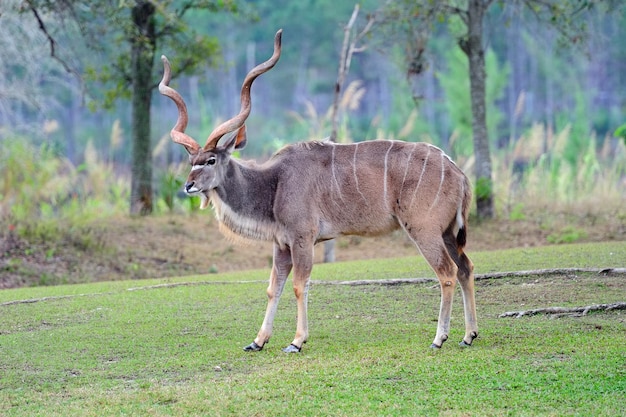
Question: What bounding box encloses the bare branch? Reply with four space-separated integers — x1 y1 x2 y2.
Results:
329 5 359 142
330 5 376 142
441 4 469 25
25 1 78 78
475 267 626 280
500 302 626 318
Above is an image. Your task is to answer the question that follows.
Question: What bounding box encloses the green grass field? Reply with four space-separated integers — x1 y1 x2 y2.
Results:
1 242 625 416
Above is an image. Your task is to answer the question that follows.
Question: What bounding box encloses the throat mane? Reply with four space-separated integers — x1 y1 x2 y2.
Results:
209 190 278 243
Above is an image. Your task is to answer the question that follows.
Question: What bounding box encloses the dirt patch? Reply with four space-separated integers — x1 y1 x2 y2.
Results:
1 208 624 289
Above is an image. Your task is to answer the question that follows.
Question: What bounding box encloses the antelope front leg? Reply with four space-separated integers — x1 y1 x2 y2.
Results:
282 241 313 353
244 244 292 352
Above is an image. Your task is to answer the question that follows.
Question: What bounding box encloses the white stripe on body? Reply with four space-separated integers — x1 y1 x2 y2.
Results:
331 146 345 202
429 150 446 211
409 146 431 207
399 143 417 207
352 143 368 203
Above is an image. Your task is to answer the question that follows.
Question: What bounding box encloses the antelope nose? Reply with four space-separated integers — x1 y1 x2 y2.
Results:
185 181 196 193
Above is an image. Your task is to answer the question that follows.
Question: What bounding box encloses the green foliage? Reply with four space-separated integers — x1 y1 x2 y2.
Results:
157 169 184 213
615 123 626 146
0 140 61 225
555 88 592 168
509 203 526 221
0 137 127 246
475 175 493 201
76 1 230 110
495 123 626 221
547 226 588 244
438 46 509 157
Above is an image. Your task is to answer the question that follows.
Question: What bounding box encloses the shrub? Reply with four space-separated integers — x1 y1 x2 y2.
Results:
0 137 128 247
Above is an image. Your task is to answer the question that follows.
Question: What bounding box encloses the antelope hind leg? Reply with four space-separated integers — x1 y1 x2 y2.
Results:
431 272 457 349
408 230 458 349
456 252 478 347
440 226 479 347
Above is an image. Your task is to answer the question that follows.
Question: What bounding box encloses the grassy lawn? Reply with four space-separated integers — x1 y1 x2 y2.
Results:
1 242 625 416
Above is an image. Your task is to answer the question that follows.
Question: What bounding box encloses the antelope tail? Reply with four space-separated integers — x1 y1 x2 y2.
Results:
456 176 472 249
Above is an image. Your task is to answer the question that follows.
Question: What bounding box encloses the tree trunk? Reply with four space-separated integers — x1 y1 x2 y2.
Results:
405 34 428 109
460 0 494 220
130 1 156 216
65 77 79 165
323 239 336 263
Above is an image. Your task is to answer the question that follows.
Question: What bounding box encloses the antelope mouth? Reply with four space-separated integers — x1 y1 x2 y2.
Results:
187 190 209 210
186 187 210 210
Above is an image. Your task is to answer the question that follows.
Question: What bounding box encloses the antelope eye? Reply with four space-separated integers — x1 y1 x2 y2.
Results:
206 157 216 166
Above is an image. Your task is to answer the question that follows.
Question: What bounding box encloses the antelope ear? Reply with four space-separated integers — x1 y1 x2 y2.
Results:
223 125 247 154
234 125 247 150
182 144 196 155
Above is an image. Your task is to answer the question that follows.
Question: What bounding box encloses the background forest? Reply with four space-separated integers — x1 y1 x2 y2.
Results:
0 1 625 286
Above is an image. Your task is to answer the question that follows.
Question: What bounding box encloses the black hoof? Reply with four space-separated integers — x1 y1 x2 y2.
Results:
459 331 478 347
282 344 301 353
243 342 263 352
430 334 447 349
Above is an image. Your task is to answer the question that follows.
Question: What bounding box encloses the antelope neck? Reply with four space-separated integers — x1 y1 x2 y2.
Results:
209 160 280 242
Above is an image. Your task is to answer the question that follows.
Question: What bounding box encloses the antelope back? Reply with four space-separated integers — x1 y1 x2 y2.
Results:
268 140 469 242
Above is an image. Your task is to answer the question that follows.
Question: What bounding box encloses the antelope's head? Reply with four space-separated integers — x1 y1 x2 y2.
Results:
159 30 282 209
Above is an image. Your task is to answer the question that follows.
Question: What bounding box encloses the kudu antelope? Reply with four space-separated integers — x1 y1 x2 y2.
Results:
159 30 478 353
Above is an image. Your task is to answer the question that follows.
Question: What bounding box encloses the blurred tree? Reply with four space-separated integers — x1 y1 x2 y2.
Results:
21 0 235 215
379 0 497 219
324 4 375 263
379 0 619 220
438 46 509 158
0 1 76 136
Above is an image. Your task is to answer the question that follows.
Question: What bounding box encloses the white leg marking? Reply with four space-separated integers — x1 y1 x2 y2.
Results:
292 278 310 348
255 248 291 347
352 143 368 202
410 146 431 207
